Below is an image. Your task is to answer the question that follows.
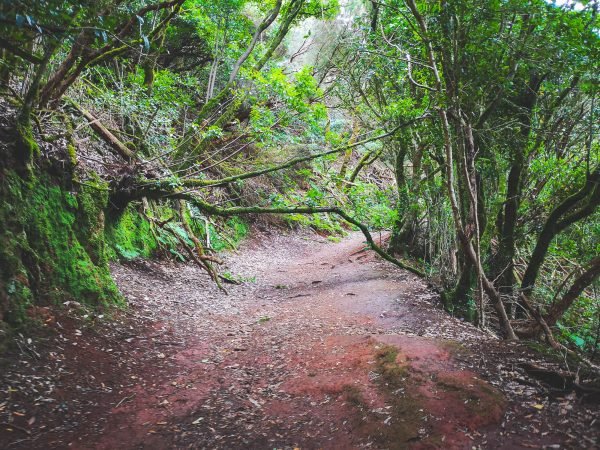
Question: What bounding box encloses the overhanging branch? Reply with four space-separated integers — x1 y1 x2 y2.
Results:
176 196 426 278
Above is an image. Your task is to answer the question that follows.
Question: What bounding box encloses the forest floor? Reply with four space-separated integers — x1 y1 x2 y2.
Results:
1 231 599 449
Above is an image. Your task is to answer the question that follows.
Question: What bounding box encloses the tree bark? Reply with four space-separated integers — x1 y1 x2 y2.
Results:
388 138 411 255
492 74 542 298
337 117 359 187
253 0 304 72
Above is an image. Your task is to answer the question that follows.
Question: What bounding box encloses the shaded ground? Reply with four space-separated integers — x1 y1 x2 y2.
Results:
1 231 598 449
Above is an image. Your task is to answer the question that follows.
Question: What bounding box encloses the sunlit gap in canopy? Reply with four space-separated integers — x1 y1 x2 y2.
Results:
546 0 587 11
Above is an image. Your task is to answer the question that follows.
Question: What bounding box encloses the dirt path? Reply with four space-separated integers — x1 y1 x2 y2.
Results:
1 232 598 449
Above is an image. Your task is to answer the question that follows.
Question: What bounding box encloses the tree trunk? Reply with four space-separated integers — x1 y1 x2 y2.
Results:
69 101 136 161
388 138 411 255
228 0 282 83
337 117 359 187
491 75 541 302
253 0 304 72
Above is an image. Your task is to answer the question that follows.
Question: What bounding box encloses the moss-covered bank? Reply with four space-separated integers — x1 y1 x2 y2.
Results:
0 169 122 325
0 171 249 327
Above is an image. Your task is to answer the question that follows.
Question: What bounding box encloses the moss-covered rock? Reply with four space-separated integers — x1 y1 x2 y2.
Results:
76 174 110 266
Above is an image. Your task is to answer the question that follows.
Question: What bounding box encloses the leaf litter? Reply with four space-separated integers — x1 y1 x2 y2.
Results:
0 230 598 449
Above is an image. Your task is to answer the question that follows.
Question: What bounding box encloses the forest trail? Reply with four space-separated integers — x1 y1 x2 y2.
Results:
99 232 506 450
2 233 597 449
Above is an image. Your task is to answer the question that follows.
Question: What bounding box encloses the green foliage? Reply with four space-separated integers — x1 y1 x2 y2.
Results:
248 66 328 144
187 0 250 47
15 119 40 168
187 205 249 251
268 189 344 234
557 290 599 354
347 182 398 230
221 271 256 283
300 0 339 20
527 154 588 209
85 66 196 153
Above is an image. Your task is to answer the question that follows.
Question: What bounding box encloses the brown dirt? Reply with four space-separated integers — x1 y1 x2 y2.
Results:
1 231 598 449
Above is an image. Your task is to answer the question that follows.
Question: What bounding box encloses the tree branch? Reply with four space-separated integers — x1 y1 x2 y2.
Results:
545 257 600 327
68 99 136 161
521 166 599 293
229 0 282 83
182 116 428 188
177 197 426 278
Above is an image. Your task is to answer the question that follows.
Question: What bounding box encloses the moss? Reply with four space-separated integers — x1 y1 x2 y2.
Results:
0 169 122 325
283 211 345 236
67 144 77 167
375 344 399 364
370 343 424 447
76 175 110 266
342 385 366 408
106 207 158 260
437 339 469 357
435 375 506 421
26 175 120 305
15 119 40 168
441 287 477 322
375 344 409 385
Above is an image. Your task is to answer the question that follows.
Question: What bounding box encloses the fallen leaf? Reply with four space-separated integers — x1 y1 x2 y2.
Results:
248 397 262 408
